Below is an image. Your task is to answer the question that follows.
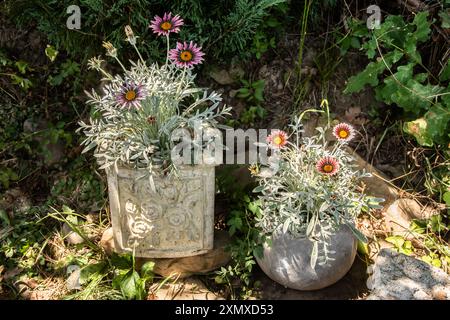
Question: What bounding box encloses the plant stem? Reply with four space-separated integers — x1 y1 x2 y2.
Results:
133 43 146 66
114 57 128 73
166 34 170 66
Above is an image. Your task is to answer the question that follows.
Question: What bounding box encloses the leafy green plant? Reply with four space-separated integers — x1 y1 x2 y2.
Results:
0 51 33 90
342 12 450 148
47 60 80 87
249 4 289 60
251 28 277 60
0 167 18 189
386 214 450 272
214 166 264 299
112 259 155 300
385 235 413 255
234 79 267 126
237 79 265 103
8 0 287 63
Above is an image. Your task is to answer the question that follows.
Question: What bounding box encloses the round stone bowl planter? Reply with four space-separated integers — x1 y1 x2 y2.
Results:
256 225 357 290
106 165 215 258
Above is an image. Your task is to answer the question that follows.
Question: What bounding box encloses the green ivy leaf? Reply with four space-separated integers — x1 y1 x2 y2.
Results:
344 50 403 94
385 235 405 248
439 10 450 28
412 11 431 43
443 192 450 207
423 105 450 144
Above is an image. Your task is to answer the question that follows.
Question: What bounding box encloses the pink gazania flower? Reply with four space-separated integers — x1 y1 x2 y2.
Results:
316 156 340 176
149 12 184 36
115 82 147 108
266 130 288 149
333 123 355 142
169 41 205 68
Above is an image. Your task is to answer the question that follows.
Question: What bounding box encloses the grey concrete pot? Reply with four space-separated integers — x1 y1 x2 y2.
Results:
106 165 215 258
256 225 357 290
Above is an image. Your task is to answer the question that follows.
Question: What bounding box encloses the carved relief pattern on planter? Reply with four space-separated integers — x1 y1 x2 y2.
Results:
108 166 214 257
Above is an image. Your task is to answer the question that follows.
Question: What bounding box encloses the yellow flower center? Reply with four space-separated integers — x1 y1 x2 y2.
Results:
180 50 193 62
161 21 172 31
125 90 136 101
323 164 334 173
338 129 349 138
273 136 283 145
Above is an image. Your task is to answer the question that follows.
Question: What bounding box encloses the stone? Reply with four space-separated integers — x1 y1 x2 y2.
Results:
107 165 215 258
366 249 450 300
384 198 438 237
228 63 245 80
209 69 234 85
256 225 357 291
61 223 85 245
66 265 81 291
100 227 115 255
100 228 232 278
347 147 399 208
149 277 224 300
140 230 231 278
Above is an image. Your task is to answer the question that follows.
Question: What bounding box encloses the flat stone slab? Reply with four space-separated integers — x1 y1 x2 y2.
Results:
100 228 231 278
366 249 450 300
148 277 224 300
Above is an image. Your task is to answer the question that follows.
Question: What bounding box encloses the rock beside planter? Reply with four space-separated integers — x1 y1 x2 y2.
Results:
366 249 450 300
256 225 357 291
384 198 440 237
61 223 85 245
346 147 399 207
100 228 231 278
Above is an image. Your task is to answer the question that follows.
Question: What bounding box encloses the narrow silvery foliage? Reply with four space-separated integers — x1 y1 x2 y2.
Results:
253 117 383 268
78 28 231 178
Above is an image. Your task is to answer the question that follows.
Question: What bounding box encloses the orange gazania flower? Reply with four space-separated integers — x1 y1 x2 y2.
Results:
266 130 288 149
316 156 339 176
333 123 355 142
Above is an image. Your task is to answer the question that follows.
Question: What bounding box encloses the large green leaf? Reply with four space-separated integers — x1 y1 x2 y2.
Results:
117 270 141 300
412 11 431 43
344 50 403 94
423 104 450 144
376 64 444 114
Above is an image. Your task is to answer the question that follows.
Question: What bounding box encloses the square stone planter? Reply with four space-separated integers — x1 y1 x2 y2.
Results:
106 165 215 258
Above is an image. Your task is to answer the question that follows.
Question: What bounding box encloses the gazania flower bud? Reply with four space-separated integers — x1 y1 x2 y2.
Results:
102 41 117 58
124 25 137 45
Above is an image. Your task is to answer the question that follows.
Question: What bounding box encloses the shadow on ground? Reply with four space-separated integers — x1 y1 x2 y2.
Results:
255 256 369 300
